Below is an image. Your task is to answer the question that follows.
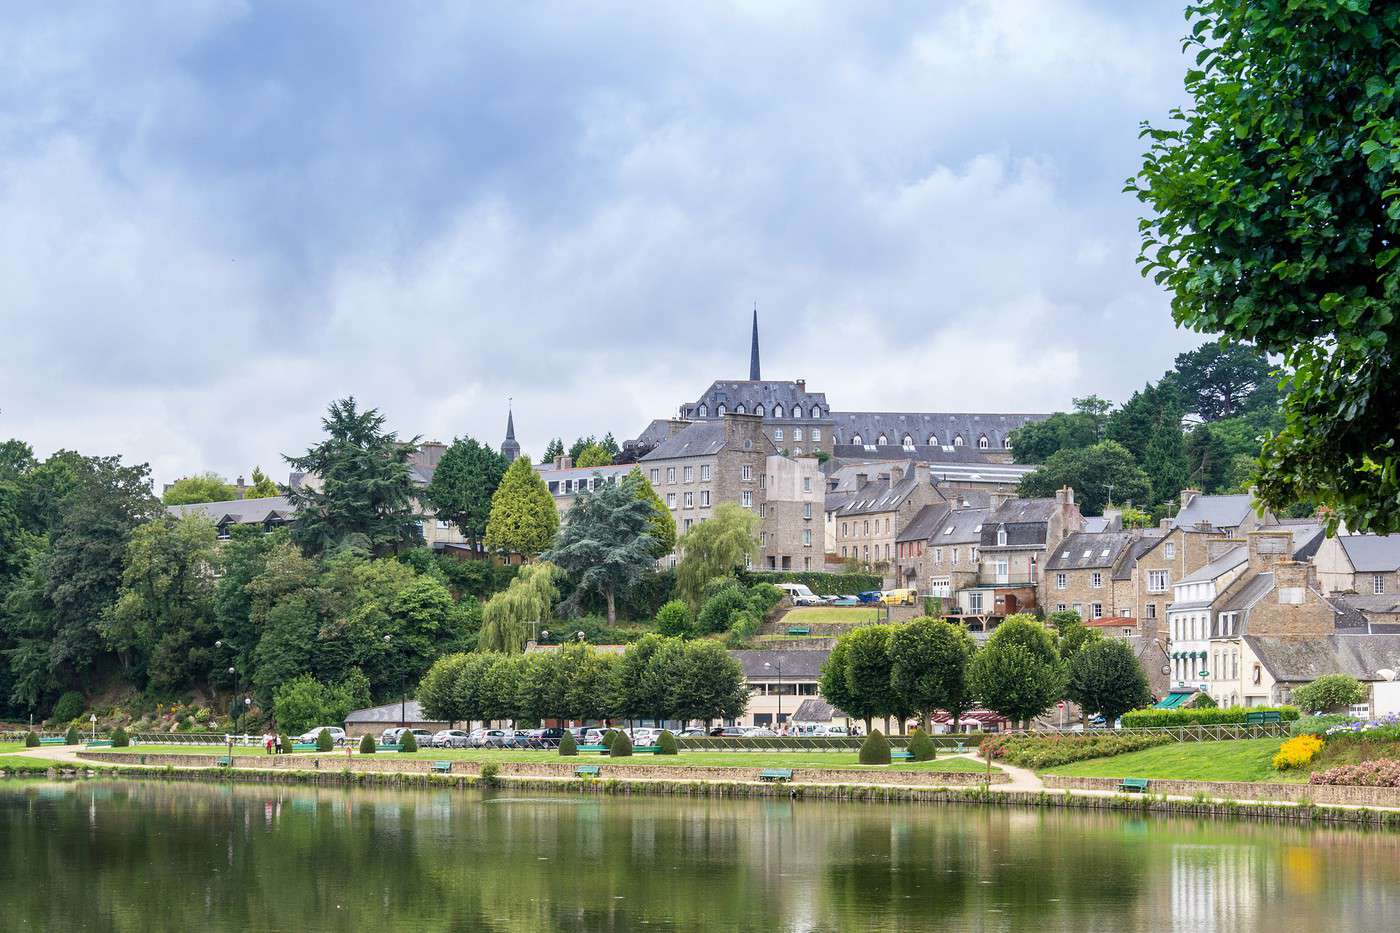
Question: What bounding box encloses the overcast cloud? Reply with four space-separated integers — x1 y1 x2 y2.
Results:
0 1 1197 487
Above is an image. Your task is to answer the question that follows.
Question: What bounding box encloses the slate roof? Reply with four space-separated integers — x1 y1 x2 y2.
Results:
1279 520 1326 561
1046 531 1139 572
836 467 924 518
167 496 295 525
1172 492 1256 530
534 463 634 487
639 422 732 461
1246 634 1400 684
1216 572 1278 634
682 380 832 419
792 698 847 722
899 506 990 546
827 412 1048 449
1338 534 1400 572
729 648 830 679
1178 545 1248 584
981 498 1058 548
1332 594 1400 616
830 444 996 464
895 503 952 544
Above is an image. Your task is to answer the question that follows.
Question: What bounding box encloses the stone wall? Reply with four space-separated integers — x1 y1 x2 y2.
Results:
1043 774 1400 808
1047 567 1133 620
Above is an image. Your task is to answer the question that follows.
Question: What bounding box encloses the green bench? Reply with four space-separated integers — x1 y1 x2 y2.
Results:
890 749 913 761
431 761 452 774
86 740 111 748
1119 777 1150 794
578 744 609 753
215 756 233 767
1244 711 1282 725
632 746 661 754
39 737 66 746
376 744 401 753
759 768 794 783
575 764 601 778
786 626 811 635
291 743 319 752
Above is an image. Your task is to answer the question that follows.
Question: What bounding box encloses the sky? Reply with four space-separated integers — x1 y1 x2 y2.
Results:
0 1 1200 488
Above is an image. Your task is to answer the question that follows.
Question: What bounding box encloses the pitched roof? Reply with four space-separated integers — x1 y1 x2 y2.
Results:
981 497 1058 548
828 412 1049 449
895 503 952 544
1178 545 1248 584
1046 531 1139 571
1280 521 1326 560
683 380 833 418
166 496 295 525
836 466 925 517
1172 492 1256 530
899 505 989 545
729 648 830 679
639 421 731 461
1245 634 1400 684
1338 534 1400 572
792 697 847 722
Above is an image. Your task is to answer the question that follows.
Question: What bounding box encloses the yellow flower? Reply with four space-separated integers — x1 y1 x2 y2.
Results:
1272 734 1323 770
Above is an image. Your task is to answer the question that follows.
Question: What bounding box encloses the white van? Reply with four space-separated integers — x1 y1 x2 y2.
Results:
775 582 822 606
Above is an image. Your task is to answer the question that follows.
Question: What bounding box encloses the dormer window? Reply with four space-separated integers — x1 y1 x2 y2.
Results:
877 434 888 445
736 404 746 414
927 434 937 446
793 405 804 419
774 404 784 419
717 404 727 416
851 434 862 445
755 404 765 417
953 435 965 447
978 435 989 449
1004 436 1013 449
997 528 1007 546
698 403 708 417
902 434 914 448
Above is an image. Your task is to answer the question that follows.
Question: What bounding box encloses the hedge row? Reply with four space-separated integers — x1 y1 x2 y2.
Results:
980 732 1175 770
736 570 883 596
1120 705 1299 728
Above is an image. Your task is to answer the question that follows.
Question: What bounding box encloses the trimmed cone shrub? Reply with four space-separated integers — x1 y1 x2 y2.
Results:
859 729 891 765
64 726 80 746
602 729 618 748
479 762 501 787
656 730 678 755
316 728 334 752
359 733 376 754
279 733 292 754
907 728 935 762
24 731 39 748
610 731 634 757
856 728 890 762
559 731 578 756
111 727 129 748
399 730 418 753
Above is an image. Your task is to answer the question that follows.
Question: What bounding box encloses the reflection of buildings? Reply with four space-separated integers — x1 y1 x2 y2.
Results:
1169 843 1259 933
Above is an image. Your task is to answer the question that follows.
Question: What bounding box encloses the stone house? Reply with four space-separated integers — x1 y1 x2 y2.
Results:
1165 538 1251 695
831 461 939 579
1230 634 1400 711
1314 534 1400 599
1170 489 1272 535
758 455 824 572
956 488 1083 621
729 648 827 728
1044 531 1141 622
894 500 990 599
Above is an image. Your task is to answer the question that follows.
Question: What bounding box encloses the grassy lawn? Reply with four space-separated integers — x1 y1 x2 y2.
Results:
0 755 88 771
1043 737 1298 783
0 742 24 754
783 606 886 624
100 744 286 756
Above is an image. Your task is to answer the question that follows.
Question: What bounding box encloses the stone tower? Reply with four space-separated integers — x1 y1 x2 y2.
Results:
501 407 520 463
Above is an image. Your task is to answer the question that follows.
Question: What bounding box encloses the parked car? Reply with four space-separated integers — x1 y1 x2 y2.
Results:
534 727 566 748
431 729 472 748
380 727 433 747
297 726 347 746
827 594 859 606
678 728 707 737
504 730 537 748
710 726 747 737
775 582 823 606
471 729 511 748
881 587 917 606
856 590 883 604
744 727 778 737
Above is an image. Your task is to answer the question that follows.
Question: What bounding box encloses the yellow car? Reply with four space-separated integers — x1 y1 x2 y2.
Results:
881 588 917 606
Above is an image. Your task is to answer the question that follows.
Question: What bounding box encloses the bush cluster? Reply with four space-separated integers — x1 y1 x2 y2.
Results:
479 762 501 787
399 730 418 753
656 730 678 755
737 570 883 595
316 728 334 752
51 691 85 724
279 733 292 754
110 727 129 748
1290 714 1356 736
1272 734 1323 770
654 600 692 637
1119 705 1299 728
359 734 376 754
24 731 39 748
559 730 578 756
64 726 80 746
1310 759 1400 787
980 732 1174 770
610 731 634 758
859 730 891 765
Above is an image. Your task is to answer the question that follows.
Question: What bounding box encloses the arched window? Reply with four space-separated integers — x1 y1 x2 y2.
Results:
698 403 708 418
953 435 964 447
978 435 989 449
792 405 804 419
1004 436 1013 449
717 404 727 416
852 434 862 445
877 434 888 445
774 404 784 419
997 528 1007 546
736 404 746 414
927 434 937 446
755 404 765 417
902 434 914 448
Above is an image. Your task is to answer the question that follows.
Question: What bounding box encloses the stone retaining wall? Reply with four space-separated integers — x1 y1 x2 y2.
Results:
1043 774 1400 808
78 752 1005 786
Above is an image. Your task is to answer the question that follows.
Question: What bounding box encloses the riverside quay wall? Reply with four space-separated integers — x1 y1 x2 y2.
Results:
1044 775 1400 808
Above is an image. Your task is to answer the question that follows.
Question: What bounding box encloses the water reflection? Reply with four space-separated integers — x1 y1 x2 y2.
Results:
1 778 1399 931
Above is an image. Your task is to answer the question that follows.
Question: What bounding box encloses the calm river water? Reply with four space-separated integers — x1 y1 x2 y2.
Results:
3 778 1399 931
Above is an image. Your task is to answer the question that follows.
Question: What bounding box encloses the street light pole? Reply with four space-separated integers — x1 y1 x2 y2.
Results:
764 659 786 729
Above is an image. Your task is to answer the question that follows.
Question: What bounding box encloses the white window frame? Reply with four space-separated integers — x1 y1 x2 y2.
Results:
742 490 753 508
666 467 676 484
1376 574 1387 595
700 490 711 508
1091 571 1102 589
1055 572 1067 590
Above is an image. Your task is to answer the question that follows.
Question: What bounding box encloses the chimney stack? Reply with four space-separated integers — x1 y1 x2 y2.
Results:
796 378 806 392
1055 486 1075 506
855 472 869 489
1180 487 1201 510
889 465 905 489
1207 537 1245 562
1247 529 1294 570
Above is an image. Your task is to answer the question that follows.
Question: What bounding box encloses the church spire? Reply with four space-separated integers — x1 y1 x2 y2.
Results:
749 305 761 381
501 401 520 463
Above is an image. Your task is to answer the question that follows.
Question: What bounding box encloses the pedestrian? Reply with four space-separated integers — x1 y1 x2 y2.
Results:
264 732 274 755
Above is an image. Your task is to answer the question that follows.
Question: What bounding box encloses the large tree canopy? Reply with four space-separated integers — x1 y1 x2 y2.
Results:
543 477 656 623
1131 0 1400 533
484 455 559 559
425 436 506 550
1018 440 1152 515
675 503 758 606
162 472 238 505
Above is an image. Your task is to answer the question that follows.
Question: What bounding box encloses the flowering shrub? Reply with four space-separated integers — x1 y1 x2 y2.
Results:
1290 714 1357 736
1310 759 1400 787
1272 734 1323 770
1323 713 1400 740
979 732 1174 770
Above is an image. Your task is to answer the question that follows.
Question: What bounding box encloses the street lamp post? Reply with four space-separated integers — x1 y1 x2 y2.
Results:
89 714 97 742
764 659 786 730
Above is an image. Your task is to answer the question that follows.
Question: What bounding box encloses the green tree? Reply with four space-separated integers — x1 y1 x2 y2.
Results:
211 526 282 692
1292 674 1368 714
967 614 1065 727
841 625 897 734
1065 638 1151 725
889 618 976 735
479 562 558 653
622 468 676 558
542 438 566 464
245 467 280 499
654 599 692 637
416 653 470 725
1018 441 1152 516
611 634 674 725
673 639 749 725
1130 0 1400 534
285 397 422 556
560 643 619 722
675 503 759 606
1107 382 1190 507
1008 397 1111 464
272 671 371 735
425 437 507 551
1172 341 1277 422
162 472 237 505
818 640 857 727
484 456 559 560
543 478 656 624
573 443 613 468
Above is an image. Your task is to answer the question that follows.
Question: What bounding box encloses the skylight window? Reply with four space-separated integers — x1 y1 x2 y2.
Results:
1100 548 1111 557
1082 550 1092 558
943 527 954 535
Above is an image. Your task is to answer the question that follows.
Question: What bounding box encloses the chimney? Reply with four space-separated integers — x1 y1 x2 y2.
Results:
1180 487 1201 510
237 475 245 487
795 378 806 393
1207 537 1245 562
1055 486 1074 506
889 465 905 489
1247 529 1294 570
914 462 931 487
667 419 689 437
855 472 869 489
989 491 1013 511
1194 521 1214 534
1159 518 1172 529
1101 506 1122 532
560 456 574 470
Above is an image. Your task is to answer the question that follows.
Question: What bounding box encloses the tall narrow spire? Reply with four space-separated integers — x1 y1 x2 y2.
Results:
501 401 520 463
749 305 761 381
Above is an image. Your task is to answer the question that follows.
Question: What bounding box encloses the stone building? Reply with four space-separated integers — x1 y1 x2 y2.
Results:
830 462 939 578
758 455 824 571
1044 530 1141 621
533 457 634 515
1314 534 1400 599
894 499 990 598
955 488 1084 621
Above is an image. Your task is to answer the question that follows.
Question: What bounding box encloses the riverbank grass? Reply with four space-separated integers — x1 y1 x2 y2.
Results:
1044 737 1296 782
783 607 885 624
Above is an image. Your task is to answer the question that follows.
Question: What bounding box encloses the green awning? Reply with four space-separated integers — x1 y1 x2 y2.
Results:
1154 691 1194 709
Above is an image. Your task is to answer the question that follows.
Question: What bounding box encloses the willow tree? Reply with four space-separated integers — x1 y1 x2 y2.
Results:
478 561 558 653
675 503 758 607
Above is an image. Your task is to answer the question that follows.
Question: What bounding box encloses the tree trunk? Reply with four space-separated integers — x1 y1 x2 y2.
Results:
606 588 616 625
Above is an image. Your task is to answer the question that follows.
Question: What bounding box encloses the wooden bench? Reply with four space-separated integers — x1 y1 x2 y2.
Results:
575 764 601 778
786 626 811 635
291 743 319 752
39 737 66 746
578 744 609 753
215 756 233 767
758 768 794 783
1244 711 1282 725
431 761 452 774
86 740 112 748
890 749 913 761
1119 777 1150 794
